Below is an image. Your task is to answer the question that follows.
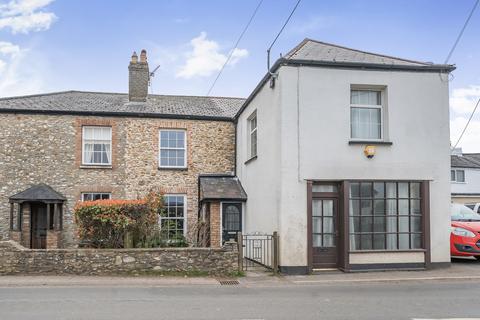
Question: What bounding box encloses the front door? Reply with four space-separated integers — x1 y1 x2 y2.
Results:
222 203 242 244
30 203 47 249
312 198 338 268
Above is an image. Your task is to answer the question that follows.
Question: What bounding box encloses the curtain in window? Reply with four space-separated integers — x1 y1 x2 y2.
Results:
351 90 381 105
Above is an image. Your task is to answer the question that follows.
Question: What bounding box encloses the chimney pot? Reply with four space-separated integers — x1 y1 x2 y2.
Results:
131 51 138 64
140 49 147 63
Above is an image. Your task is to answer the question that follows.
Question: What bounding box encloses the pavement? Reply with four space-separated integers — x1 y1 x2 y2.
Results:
0 259 479 319
0 257 478 288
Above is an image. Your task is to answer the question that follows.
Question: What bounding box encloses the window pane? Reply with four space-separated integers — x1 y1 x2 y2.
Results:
312 200 321 217
312 217 322 233
373 217 386 232
361 234 373 250
313 185 338 193
351 90 381 105
411 217 422 232
387 234 397 250
313 234 322 247
350 183 360 198
323 217 334 233
350 235 360 250
386 199 396 215
451 170 456 181
386 217 397 233
373 182 385 198
350 200 360 216
399 217 409 232
457 170 465 182
351 108 381 139
361 217 373 232
323 200 333 216
361 200 372 216
350 217 360 233
411 234 422 249
323 234 334 247
360 182 372 197
386 183 396 198
374 200 385 215
399 234 409 250
410 200 421 215
410 183 421 198
398 183 409 198
399 200 409 215
373 234 386 250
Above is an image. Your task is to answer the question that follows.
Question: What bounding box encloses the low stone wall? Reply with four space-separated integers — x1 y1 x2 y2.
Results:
0 241 238 275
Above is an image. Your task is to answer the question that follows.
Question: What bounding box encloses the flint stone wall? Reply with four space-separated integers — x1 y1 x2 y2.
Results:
0 241 238 275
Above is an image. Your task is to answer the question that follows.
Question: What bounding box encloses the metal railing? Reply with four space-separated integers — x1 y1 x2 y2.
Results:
238 232 279 273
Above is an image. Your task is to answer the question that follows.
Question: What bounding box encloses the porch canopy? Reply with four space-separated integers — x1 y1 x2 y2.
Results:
8 183 66 232
9 183 66 204
199 175 247 202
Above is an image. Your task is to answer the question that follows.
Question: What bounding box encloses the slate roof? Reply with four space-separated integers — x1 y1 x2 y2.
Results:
9 183 67 202
451 154 480 169
0 91 246 120
199 175 247 202
284 39 455 71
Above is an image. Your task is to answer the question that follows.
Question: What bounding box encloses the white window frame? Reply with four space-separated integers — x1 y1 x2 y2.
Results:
350 89 384 141
247 111 257 159
81 192 112 201
451 169 466 183
82 126 112 166
158 129 187 168
159 194 187 239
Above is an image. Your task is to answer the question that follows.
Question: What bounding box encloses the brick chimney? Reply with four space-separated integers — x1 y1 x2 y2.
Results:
128 49 149 102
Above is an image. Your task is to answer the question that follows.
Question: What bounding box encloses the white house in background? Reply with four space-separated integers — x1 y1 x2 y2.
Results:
235 39 455 274
451 148 480 205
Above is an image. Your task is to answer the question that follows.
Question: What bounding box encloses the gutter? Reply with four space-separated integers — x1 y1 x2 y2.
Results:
0 108 235 122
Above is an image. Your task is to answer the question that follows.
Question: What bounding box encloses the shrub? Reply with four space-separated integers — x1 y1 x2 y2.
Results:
74 192 163 248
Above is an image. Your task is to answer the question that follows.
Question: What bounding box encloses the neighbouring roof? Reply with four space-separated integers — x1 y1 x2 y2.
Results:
9 183 67 203
0 91 246 121
451 154 480 169
199 175 247 202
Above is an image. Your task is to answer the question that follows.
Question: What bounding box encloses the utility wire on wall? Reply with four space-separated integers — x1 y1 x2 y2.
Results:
206 0 265 96
448 0 480 150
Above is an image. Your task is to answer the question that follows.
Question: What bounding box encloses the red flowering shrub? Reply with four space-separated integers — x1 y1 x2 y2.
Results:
74 192 164 248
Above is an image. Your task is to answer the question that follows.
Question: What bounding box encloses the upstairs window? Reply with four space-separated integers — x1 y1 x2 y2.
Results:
350 90 382 140
81 193 111 201
248 111 257 159
82 126 112 165
451 169 465 183
159 130 187 168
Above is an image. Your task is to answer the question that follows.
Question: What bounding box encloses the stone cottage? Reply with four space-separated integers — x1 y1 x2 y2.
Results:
0 49 247 249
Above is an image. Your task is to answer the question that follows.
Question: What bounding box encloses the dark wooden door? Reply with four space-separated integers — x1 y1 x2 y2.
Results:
31 204 47 249
222 203 242 244
312 198 338 268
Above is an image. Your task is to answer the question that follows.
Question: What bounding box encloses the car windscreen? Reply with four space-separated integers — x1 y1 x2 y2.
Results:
451 204 480 221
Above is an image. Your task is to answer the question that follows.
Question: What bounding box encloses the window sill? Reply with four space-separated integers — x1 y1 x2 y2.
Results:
348 140 393 146
80 165 112 169
244 155 257 165
349 249 426 254
158 167 188 171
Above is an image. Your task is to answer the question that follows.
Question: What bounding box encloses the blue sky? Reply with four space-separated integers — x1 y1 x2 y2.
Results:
0 0 479 151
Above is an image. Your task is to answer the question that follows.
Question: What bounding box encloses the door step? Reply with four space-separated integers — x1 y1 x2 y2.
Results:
312 268 342 275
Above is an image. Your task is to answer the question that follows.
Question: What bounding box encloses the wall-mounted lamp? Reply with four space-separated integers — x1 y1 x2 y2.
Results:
364 145 376 159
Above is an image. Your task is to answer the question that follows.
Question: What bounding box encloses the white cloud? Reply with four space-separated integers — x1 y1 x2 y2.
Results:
0 0 56 34
176 32 249 79
0 41 20 55
450 85 480 115
450 116 480 153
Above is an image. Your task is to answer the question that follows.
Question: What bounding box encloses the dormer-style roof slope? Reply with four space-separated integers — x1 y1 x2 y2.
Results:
284 39 442 68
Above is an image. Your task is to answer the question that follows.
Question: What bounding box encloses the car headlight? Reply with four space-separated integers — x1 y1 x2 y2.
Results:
451 227 476 238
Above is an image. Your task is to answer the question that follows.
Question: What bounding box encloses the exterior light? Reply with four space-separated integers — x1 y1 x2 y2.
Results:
364 145 376 159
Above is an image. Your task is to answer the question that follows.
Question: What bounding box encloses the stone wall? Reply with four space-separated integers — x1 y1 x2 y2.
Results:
0 240 238 275
0 114 235 247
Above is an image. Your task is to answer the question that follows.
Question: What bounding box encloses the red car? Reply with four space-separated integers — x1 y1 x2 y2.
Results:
451 203 480 260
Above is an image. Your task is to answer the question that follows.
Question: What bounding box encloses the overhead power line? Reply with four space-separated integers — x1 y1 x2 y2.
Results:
206 0 264 96
448 0 479 150
444 0 479 64
452 97 480 150
267 0 302 72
